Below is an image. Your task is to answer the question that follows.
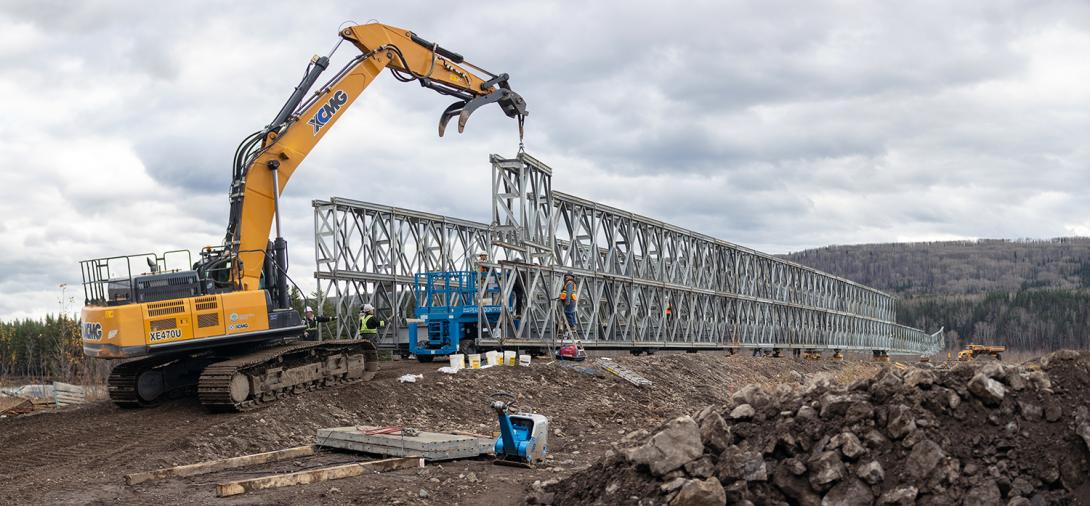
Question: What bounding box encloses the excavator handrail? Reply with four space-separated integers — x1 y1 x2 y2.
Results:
80 250 193 306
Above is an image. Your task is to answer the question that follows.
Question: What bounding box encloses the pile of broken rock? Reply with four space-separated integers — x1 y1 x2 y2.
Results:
533 350 1090 505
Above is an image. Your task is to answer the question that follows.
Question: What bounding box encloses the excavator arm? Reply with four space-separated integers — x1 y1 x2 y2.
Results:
218 22 527 301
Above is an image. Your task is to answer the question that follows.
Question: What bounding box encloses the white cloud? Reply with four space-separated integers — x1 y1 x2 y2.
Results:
1 0 1089 318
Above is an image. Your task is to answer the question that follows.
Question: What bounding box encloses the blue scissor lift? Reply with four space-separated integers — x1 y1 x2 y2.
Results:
408 271 503 362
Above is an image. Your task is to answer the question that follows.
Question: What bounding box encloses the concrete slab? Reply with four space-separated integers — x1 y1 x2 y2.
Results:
317 426 494 461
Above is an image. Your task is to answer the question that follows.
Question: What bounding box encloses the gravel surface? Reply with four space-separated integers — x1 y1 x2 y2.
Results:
0 353 873 505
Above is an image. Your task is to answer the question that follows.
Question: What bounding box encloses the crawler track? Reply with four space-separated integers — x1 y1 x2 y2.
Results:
108 355 180 408
197 340 378 412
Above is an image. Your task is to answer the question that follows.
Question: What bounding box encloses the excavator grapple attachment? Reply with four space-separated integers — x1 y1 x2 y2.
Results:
439 88 528 137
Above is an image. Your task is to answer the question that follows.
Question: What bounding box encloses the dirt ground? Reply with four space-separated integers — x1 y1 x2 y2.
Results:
0 352 877 505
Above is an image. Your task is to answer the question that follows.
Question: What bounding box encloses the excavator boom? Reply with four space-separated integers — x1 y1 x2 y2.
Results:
227 23 527 296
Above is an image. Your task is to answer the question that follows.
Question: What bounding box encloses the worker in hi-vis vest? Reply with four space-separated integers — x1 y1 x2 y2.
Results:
559 272 578 330
304 307 334 339
358 303 384 338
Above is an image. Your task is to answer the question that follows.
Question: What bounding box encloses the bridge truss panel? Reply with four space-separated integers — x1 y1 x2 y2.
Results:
313 198 492 343
479 262 940 355
311 154 942 356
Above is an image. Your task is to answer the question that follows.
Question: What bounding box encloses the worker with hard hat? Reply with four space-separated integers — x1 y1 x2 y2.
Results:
358 303 385 339
559 271 578 331
303 307 334 339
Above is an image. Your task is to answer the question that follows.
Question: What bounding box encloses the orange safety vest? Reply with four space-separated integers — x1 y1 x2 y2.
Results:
559 279 577 301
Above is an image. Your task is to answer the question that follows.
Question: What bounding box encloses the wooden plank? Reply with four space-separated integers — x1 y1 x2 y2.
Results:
125 445 316 485
215 456 423 497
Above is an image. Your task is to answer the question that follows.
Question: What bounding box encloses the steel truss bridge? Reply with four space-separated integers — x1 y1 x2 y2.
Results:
312 153 942 356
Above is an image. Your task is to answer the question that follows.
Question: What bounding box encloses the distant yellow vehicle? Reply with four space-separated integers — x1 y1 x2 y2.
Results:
956 344 1007 361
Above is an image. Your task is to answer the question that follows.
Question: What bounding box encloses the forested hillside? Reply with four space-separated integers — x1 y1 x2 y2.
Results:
783 237 1090 352
0 315 100 381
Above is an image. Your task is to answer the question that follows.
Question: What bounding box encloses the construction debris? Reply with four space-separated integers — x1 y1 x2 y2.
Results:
0 384 53 398
0 381 105 415
52 382 104 407
0 394 32 416
539 350 1090 505
596 357 653 387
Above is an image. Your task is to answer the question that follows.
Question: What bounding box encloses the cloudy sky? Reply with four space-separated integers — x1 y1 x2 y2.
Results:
1 0 1088 319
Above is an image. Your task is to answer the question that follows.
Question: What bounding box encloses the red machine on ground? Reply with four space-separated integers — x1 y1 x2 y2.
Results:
556 341 587 361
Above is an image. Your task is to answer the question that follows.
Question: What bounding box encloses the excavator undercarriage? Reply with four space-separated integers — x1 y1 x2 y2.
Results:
108 340 378 412
198 340 377 412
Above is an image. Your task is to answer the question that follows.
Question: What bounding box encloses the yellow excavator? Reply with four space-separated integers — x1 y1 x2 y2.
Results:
78 22 527 411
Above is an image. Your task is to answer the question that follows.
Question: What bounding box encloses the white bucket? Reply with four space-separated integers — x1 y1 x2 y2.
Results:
485 350 500 366
468 354 482 369
503 350 517 366
518 354 531 367
449 353 465 370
